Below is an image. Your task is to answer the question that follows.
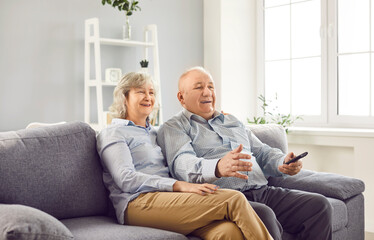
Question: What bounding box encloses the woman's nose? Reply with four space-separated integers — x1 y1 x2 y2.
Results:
144 92 151 100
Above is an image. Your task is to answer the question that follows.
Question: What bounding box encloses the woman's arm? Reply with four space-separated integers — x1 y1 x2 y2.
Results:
101 141 220 195
101 141 176 194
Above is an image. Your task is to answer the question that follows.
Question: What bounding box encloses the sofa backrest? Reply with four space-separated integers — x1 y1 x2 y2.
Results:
246 124 288 154
0 121 108 220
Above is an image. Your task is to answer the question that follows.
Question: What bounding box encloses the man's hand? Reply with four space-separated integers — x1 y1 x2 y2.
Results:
278 152 303 175
215 144 252 180
173 181 219 195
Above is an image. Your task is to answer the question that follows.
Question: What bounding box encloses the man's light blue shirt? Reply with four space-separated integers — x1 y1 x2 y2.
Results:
157 109 286 192
96 118 176 224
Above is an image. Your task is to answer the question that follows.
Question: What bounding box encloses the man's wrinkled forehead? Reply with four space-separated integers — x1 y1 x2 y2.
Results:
192 80 214 87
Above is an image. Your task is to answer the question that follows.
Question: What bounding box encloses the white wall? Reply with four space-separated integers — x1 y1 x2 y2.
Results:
0 0 203 131
204 0 257 122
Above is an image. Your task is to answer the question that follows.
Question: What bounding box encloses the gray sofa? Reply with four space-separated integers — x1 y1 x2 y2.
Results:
0 121 365 240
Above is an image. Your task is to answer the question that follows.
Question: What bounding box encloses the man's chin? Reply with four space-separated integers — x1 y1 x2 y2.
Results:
199 110 216 120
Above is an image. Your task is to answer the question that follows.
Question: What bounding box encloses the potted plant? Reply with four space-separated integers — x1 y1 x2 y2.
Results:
247 94 303 134
140 59 148 68
140 59 149 73
101 0 141 39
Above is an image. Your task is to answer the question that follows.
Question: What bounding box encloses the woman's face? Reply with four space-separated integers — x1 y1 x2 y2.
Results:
125 83 155 120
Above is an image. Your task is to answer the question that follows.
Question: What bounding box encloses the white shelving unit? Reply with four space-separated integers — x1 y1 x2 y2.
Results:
84 18 162 130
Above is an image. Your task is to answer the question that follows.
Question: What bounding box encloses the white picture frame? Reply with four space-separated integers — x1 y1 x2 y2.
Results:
105 68 122 83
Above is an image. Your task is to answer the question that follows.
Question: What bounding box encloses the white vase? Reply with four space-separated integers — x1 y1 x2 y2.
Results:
123 16 131 40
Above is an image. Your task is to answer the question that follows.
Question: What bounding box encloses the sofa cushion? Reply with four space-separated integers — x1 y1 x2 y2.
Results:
61 216 188 240
0 121 108 219
0 204 73 240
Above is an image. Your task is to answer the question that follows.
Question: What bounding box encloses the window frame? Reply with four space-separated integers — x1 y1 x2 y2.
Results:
257 0 374 128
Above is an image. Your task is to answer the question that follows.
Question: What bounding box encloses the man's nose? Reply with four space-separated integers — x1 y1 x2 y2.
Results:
202 87 212 96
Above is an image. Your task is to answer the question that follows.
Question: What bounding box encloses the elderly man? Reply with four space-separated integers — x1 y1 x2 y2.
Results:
157 66 332 240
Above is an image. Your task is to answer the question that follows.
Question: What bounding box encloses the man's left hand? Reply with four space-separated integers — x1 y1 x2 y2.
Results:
278 152 303 175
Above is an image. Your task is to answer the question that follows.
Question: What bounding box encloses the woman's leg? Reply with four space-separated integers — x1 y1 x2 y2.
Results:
124 189 273 240
190 220 244 240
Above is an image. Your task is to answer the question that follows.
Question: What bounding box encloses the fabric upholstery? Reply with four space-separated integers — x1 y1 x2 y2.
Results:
267 169 365 200
0 204 73 240
345 194 365 240
247 124 288 153
0 121 108 220
328 198 348 232
61 216 188 240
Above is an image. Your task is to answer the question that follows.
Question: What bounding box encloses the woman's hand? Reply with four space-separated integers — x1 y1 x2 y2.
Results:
173 181 219 196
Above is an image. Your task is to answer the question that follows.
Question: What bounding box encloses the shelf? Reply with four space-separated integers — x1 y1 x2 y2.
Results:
86 80 117 87
84 18 162 130
87 37 154 47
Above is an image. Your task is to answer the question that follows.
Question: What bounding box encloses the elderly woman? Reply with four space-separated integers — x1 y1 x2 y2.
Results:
96 72 273 240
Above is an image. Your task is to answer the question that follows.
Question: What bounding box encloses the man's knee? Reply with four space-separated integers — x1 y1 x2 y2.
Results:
250 202 282 240
310 194 333 221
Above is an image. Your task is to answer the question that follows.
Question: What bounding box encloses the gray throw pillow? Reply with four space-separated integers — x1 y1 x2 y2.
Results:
0 204 74 240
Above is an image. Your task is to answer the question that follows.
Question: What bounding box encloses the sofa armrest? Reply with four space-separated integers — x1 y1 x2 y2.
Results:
267 169 365 201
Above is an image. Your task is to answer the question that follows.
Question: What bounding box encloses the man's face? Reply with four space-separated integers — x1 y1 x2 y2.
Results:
178 70 216 120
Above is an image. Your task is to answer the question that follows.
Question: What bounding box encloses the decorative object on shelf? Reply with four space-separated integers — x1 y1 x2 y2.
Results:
105 68 122 83
140 59 148 73
101 0 141 40
247 94 303 134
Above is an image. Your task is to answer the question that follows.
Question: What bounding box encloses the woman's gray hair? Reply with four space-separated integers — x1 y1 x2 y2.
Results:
109 72 156 119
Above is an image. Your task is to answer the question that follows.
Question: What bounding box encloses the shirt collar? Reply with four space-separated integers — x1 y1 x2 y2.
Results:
111 118 151 130
182 109 225 123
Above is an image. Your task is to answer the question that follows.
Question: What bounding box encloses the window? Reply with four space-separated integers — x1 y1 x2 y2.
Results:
258 0 374 128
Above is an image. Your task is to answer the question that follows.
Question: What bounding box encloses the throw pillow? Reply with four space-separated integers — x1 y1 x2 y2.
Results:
0 204 74 240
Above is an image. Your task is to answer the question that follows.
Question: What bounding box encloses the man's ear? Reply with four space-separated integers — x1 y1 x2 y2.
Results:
177 91 184 105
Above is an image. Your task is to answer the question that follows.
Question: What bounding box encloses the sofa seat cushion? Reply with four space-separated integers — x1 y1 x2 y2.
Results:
0 204 73 240
61 216 188 240
328 198 348 232
0 121 108 220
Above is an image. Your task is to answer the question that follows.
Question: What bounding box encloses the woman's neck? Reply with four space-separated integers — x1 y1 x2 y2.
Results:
125 116 147 127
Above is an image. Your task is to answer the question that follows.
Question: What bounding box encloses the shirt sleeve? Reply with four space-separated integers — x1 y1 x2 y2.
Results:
246 128 287 178
157 121 220 184
98 137 177 194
